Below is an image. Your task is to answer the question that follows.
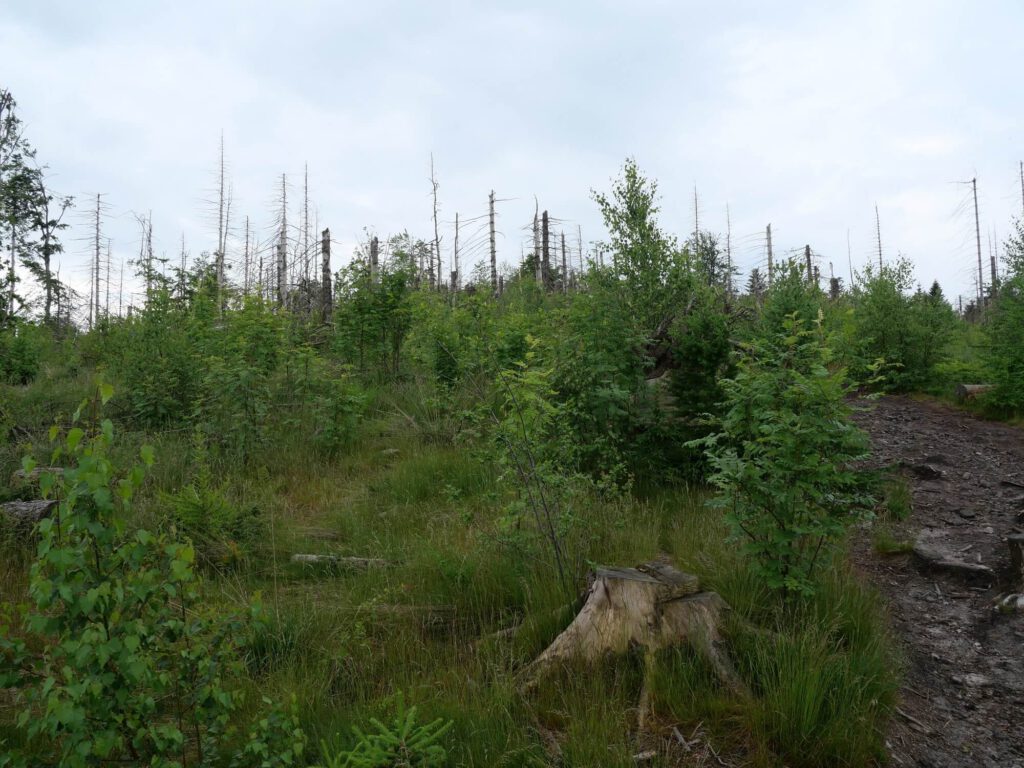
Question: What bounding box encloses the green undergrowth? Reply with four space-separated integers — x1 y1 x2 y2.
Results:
0 381 899 767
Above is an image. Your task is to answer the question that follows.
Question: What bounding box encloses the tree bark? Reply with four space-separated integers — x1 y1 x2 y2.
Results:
526 561 746 697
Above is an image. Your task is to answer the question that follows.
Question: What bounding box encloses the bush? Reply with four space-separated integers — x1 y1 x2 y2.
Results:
0 326 41 385
0 384 305 766
984 273 1024 415
696 315 873 595
846 261 956 390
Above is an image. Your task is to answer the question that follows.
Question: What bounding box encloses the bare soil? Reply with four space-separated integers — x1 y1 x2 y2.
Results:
851 396 1024 767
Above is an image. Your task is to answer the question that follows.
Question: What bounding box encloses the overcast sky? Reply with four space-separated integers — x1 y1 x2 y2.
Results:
3 0 1022 309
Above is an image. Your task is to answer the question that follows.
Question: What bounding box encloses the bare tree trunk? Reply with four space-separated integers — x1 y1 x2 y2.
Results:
452 212 459 290
321 228 332 323
430 154 440 290
369 235 379 284
277 174 287 308
541 210 550 291
8 219 16 323
243 216 250 296
94 194 102 326
489 190 497 292
533 203 541 286
560 231 567 293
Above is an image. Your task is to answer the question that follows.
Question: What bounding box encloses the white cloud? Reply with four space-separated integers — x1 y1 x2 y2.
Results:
1 0 1021 307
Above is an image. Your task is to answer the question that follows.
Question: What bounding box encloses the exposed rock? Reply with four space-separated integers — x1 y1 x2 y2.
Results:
913 530 994 585
902 461 946 481
954 673 993 689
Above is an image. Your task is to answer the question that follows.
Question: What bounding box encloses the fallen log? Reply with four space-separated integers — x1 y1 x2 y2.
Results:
525 561 747 698
955 384 993 402
10 466 64 487
290 553 392 570
1 499 58 526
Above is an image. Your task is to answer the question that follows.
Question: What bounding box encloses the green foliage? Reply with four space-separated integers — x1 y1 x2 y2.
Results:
759 259 823 336
162 456 265 570
231 696 307 768
591 158 681 333
0 325 41 384
983 223 1024 414
697 315 873 595
320 695 453 768
0 384 304 766
333 234 421 378
107 291 200 427
843 260 956 390
738 618 894 766
883 474 913 521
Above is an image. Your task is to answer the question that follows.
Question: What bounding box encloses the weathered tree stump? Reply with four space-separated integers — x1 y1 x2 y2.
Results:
526 561 746 698
955 384 993 402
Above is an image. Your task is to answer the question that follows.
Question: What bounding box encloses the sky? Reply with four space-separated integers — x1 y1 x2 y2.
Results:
3 0 1023 312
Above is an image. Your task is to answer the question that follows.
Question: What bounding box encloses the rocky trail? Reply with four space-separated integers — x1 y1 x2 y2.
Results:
852 396 1024 768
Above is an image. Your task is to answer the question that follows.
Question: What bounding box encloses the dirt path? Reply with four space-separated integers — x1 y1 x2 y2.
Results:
851 396 1024 768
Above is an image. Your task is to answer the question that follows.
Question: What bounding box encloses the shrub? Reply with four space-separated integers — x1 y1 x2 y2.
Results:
696 314 873 595
108 292 200 427
0 384 305 766
0 325 41 385
846 261 956 390
984 273 1024 415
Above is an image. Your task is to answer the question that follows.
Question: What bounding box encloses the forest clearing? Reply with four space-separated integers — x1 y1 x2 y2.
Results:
2 4 1024 765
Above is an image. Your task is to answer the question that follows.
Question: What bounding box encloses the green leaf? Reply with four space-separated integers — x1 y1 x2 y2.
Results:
66 428 84 451
99 382 114 405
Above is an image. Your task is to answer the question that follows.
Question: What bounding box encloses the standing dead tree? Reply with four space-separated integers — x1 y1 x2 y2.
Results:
430 154 441 290
489 190 497 292
560 231 567 292
533 202 541 286
541 210 550 290
321 227 332 323
276 174 288 308
215 134 227 310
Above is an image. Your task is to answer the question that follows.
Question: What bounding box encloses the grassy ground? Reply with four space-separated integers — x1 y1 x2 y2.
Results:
0 378 900 767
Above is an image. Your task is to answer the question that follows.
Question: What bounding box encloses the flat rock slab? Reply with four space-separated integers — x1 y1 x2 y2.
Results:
913 529 994 585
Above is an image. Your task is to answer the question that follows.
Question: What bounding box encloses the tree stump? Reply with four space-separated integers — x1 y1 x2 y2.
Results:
526 561 746 698
955 384 993 402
